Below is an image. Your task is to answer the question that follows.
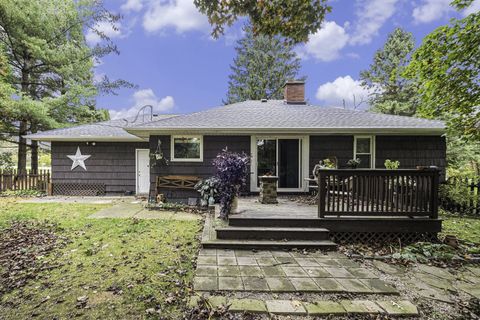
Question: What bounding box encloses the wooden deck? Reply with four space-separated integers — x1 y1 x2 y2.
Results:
206 169 442 248
229 197 441 233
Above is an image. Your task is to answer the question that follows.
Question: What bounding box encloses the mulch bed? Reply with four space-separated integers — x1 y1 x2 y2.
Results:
0 221 68 295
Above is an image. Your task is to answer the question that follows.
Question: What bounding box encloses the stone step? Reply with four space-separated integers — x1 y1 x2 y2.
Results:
216 226 331 240
202 238 337 250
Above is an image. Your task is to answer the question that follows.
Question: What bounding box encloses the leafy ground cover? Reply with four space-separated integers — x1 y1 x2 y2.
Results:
0 198 201 319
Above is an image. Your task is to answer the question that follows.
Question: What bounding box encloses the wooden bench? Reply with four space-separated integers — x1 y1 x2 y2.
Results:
156 175 201 191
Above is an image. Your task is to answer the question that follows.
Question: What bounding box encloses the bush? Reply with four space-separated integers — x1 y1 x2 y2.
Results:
194 177 220 206
440 177 479 215
212 148 250 219
0 189 45 197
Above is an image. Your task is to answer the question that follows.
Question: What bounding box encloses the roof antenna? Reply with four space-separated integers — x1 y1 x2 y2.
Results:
123 105 153 126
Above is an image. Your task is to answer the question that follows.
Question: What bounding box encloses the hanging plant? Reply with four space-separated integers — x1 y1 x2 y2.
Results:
150 139 169 166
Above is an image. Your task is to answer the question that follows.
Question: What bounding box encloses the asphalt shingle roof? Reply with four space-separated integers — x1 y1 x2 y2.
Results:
129 100 444 131
26 100 445 141
24 114 177 141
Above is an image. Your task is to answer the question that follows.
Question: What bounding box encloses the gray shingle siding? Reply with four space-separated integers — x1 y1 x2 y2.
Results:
309 135 446 178
309 136 354 171
51 141 149 194
149 135 251 201
375 135 446 176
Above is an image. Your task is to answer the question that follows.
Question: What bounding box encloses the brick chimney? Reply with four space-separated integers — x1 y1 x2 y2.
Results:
284 80 306 104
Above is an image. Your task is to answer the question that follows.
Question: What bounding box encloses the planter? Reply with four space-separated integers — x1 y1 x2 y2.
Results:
231 196 239 214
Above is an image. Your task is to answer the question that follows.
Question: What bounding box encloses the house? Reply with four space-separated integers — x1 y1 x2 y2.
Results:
25 81 446 200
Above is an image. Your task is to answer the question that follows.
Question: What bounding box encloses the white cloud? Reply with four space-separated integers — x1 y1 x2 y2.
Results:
316 76 371 107
463 0 480 16
109 89 175 119
302 21 349 62
85 21 125 45
121 0 143 12
142 0 209 34
412 0 452 24
349 0 398 45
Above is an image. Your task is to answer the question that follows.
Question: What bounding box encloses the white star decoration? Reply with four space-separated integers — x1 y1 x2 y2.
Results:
67 147 91 171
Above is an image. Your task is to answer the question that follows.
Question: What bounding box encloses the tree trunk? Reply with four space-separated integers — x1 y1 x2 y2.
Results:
31 141 38 173
18 64 30 174
30 123 38 172
17 120 28 174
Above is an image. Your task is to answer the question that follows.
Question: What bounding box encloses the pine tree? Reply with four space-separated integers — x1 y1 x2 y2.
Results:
0 0 132 172
225 24 304 104
360 28 418 116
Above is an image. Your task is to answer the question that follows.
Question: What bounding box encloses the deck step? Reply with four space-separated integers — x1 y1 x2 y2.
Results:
202 239 337 250
216 226 330 240
228 216 323 228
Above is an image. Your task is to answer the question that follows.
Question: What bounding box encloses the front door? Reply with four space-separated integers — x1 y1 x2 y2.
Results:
136 149 150 194
255 138 303 191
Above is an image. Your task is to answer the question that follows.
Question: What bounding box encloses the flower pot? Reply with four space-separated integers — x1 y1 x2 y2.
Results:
231 196 239 214
208 196 215 206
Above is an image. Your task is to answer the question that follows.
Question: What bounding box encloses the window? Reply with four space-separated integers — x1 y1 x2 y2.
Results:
354 136 375 168
171 135 203 161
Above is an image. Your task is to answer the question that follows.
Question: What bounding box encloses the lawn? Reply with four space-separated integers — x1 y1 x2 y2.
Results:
440 211 480 244
0 198 202 319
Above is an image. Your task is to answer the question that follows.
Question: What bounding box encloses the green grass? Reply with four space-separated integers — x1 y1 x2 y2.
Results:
0 198 201 319
440 211 480 244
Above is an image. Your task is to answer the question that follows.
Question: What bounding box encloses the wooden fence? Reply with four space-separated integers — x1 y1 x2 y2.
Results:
317 168 439 218
0 170 51 193
440 177 480 216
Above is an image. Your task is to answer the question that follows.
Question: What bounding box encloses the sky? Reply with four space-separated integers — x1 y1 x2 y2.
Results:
91 0 480 119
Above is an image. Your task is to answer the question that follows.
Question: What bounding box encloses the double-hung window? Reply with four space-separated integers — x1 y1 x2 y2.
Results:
171 136 203 162
354 136 375 168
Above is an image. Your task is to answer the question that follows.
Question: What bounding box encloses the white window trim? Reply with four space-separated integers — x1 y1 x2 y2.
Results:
170 135 204 162
354 135 376 169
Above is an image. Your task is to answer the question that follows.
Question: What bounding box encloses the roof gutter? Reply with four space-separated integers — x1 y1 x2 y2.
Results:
125 127 446 138
22 135 148 142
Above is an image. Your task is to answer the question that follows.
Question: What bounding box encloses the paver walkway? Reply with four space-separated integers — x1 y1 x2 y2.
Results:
188 296 418 316
193 249 398 293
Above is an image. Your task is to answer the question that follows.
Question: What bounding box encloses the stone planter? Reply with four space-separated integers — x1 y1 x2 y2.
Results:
259 176 278 204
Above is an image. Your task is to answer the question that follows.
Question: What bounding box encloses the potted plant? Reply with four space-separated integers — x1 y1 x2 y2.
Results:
346 158 361 169
384 159 400 169
212 148 250 220
194 177 220 207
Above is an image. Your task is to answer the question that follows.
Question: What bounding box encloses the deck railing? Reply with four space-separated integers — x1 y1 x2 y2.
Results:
0 169 51 193
317 168 439 219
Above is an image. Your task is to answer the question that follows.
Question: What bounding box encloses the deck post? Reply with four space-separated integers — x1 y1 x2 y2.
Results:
318 170 326 218
430 169 440 219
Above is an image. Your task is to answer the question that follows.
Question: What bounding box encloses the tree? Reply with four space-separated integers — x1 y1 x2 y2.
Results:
405 0 480 139
225 24 304 104
446 133 480 177
0 0 130 173
360 28 418 116
194 0 330 44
